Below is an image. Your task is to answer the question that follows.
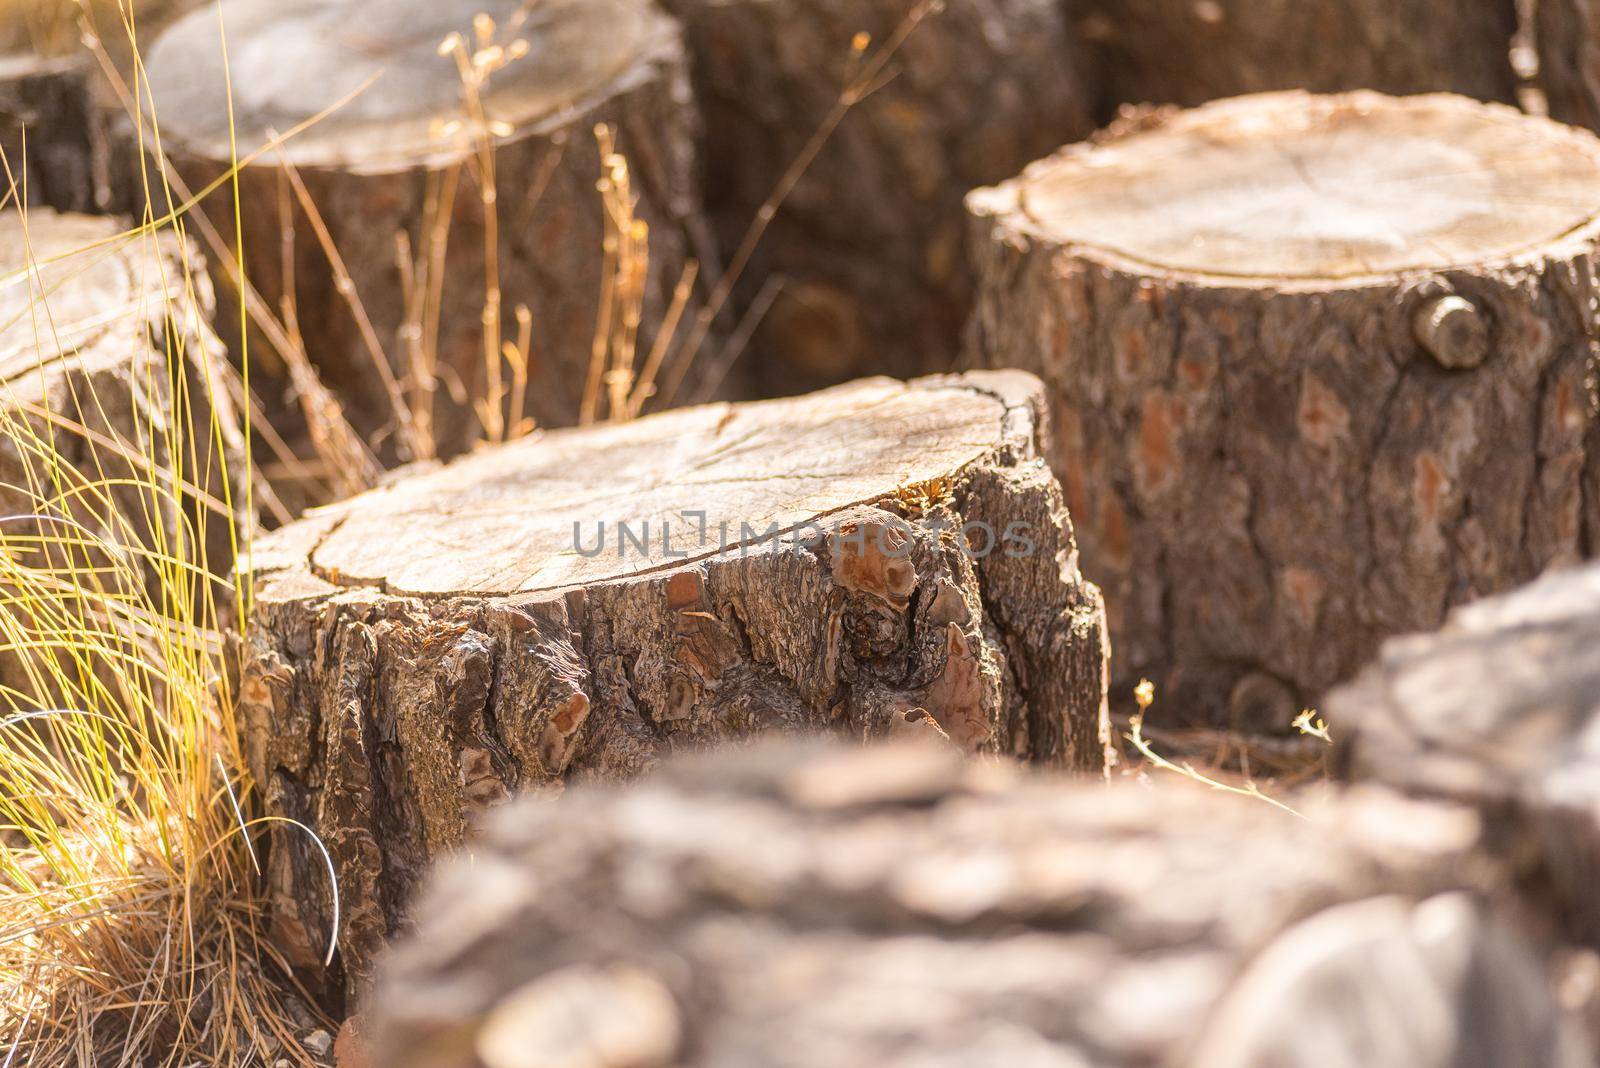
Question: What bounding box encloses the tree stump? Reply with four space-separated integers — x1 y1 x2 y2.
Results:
236 370 1108 985
967 90 1600 725
1332 561 1600 949
660 0 1094 397
0 2 203 215
1529 0 1600 134
0 49 109 214
143 0 709 458
0 210 244 691
1077 0 1518 113
367 740 1592 1068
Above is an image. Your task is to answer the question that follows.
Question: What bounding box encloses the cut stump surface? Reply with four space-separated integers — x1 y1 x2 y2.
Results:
238 371 1108 985
369 740 1591 1068
968 91 1600 723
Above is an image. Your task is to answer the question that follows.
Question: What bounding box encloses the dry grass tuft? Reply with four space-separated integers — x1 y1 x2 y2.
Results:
0 220 330 1065
0 4 331 1065
0 1 955 1062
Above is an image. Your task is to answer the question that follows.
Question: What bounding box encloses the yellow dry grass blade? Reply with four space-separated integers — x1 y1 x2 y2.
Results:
0 0 948 1061
0 4 336 1065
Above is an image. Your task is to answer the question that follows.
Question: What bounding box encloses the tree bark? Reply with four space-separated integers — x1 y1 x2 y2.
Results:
142 0 713 460
660 0 1095 397
1530 0 1600 133
0 210 245 681
966 90 1600 725
0 52 113 213
1077 0 1519 113
367 739 1592 1068
235 371 1108 988
0 2 205 215
1332 561 1600 950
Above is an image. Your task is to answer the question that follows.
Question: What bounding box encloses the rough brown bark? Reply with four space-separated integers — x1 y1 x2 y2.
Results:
1077 0 1519 113
141 0 712 459
966 91 1600 725
366 739 1593 1068
236 371 1108 988
659 0 1094 397
0 210 245 683
1332 561 1600 950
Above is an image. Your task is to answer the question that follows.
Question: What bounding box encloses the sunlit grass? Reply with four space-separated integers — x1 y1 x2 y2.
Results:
0 2 335 1063
0 0 945 1061
0 225 333 1062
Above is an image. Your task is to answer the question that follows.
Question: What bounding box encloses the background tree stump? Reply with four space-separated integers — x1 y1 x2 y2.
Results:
0 48 107 213
0 210 244 689
967 91 1600 725
143 0 711 459
367 740 1592 1068
1076 0 1518 114
1529 0 1600 134
236 371 1108 986
660 0 1094 397
1332 561 1600 950
0 1 203 215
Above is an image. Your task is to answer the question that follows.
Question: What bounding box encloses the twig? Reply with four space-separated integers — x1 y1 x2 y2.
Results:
1125 679 1305 819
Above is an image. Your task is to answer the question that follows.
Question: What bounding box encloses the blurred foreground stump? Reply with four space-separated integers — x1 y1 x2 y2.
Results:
968 91 1600 725
661 0 1094 395
1333 562 1600 949
0 210 245 681
1076 0 1518 113
368 740 1592 1068
236 371 1107 985
143 0 711 459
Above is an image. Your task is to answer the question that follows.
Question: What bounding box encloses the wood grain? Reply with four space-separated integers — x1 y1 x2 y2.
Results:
145 0 669 173
1010 93 1600 281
